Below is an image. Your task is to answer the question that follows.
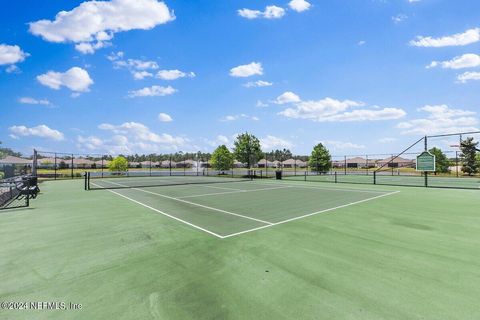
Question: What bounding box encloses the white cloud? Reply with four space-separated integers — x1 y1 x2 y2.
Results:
392 14 408 23
37 67 93 93
278 96 406 122
256 100 269 108
156 69 195 80
378 137 398 143
397 105 478 135
220 114 259 122
18 97 51 106
261 135 293 150
9 125 64 141
410 28 480 47
95 121 187 153
243 80 273 88
358 40 366 46
274 91 301 104
29 0 175 54
322 140 365 149
457 71 480 83
0 44 29 65
238 6 285 19
427 54 480 69
77 135 104 151
230 62 263 77
128 85 176 97
408 0 421 3
133 71 153 80
158 112 173 122
288 0 311 12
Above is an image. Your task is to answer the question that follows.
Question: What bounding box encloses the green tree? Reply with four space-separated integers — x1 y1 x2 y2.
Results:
108 156 128 172
308 143 332 172
233 133 263 168
211 145 234 173
460 137 479 176
429 147 450 174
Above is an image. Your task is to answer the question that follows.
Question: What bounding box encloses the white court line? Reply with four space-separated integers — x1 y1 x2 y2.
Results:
90 182 225 238
92 180 400 239
222 190 401 239
251 180 396 194
177 186 291 199
201 184 246 191
103 180 274 226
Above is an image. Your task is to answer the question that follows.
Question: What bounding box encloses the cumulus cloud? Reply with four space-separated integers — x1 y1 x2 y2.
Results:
427 53 480 69
18 97 51 106
277 95 406 122
261 135 293 150
230 62 263 77
397 105 478 135
238 6 285 19
288 0 311 12
9 124 64 140
220 114 259 122
392 14 408 24
243 80 273 88
410 28 480 47
256 100 269 108
322 140 365 149
0 44 29 65
92 121 187 153
29 0 175 54
133 71 153 80
457 71 480 83
37 67 93 93
156 69 195 80
378 137 398 143
274 91 301 104
128 85 176 97
158 112 173 122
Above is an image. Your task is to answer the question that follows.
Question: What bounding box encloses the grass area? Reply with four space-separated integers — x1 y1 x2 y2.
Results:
1 179 480 319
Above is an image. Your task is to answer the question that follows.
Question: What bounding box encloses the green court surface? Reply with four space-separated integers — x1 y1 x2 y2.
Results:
1 178 480 319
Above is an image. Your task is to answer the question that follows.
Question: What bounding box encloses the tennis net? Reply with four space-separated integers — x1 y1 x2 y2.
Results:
86 170 254 190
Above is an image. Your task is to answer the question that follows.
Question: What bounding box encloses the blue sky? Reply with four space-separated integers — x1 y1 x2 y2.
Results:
1 0 479 156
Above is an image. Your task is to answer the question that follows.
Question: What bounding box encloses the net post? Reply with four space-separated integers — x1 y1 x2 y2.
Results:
84 171 88 190
26 178 30 207
169 155 172 176
373 171 376 185
149 157 152 177
32 149 38 177
71 154 74 179
335 171 337 183
424 171 428 188
101 156 104 178
304 171 307 181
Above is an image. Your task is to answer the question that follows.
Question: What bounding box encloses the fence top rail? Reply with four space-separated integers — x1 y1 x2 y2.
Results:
427 131 480 139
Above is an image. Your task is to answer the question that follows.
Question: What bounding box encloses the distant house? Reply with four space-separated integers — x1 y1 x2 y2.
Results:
176 159 195 168
94 160 110 168
128 161 140 168
233 160 244 168
0 155 32 165
160 160 176 168
72 158 94 169
282 159 307 168
377 156 415 168
140 161 152 168
257 159 275 168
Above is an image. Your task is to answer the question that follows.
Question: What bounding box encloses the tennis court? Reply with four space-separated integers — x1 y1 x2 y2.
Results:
88 175 398 238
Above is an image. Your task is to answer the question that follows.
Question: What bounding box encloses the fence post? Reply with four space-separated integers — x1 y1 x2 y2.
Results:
71 154 74 179
54 153 57 180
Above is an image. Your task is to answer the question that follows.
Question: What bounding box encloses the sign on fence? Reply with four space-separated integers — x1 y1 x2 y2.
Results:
416 151 436 172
